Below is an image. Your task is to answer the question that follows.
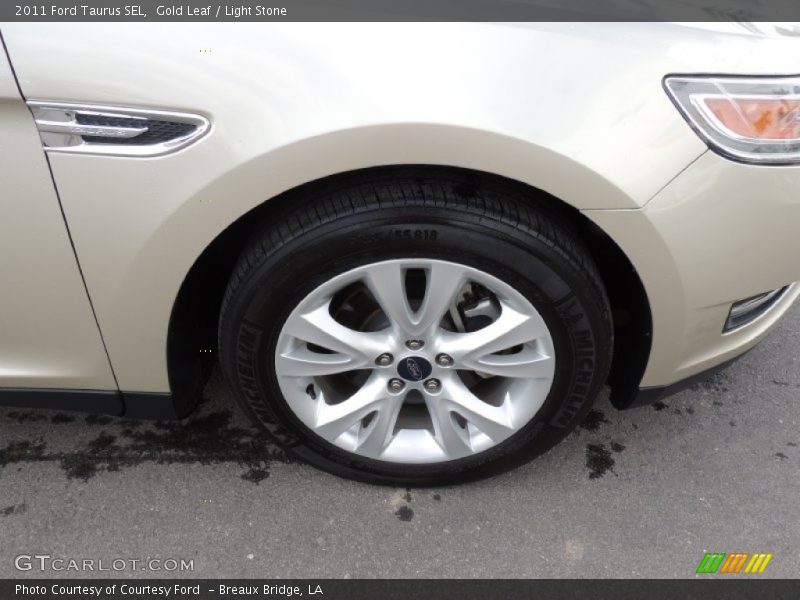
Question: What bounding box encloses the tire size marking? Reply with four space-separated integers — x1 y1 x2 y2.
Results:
385 229 439 241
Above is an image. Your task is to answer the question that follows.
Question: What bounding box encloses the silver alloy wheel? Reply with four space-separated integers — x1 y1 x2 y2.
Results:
275 259 556 464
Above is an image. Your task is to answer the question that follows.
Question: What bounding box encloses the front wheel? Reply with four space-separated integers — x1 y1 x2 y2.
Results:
219 174 612 485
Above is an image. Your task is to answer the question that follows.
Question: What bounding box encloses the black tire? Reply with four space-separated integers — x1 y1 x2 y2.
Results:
219 172 613 486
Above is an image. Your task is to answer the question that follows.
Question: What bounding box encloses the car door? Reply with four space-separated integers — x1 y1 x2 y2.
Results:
0 35 118 410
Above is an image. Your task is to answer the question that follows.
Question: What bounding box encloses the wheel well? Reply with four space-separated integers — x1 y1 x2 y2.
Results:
167 165 652 415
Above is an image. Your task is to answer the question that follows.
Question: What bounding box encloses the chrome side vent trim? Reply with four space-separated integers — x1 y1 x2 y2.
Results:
28 101 210 157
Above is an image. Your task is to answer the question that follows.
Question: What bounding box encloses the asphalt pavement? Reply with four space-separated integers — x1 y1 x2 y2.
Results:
1 304 799 578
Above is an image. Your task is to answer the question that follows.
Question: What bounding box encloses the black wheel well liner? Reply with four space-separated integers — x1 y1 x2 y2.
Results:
167 165 652 416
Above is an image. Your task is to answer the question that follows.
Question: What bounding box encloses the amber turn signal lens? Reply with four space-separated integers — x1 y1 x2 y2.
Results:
704 98 800 141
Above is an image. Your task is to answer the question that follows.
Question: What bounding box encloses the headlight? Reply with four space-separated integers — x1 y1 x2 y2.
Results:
664 75 800 165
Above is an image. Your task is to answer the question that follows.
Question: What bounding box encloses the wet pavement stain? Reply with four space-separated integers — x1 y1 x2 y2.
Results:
241 467 270 484
0 409 292 483
690 371 730 394
51 414 76 424
772 380 799 388
585 443 615 480
0 440 46 467
395 505 414 521
579 410 609 432
1 503 26 517
390 489 415 522
7 412 48 423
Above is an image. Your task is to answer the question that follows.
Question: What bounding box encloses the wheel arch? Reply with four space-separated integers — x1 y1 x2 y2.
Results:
167 165 652 415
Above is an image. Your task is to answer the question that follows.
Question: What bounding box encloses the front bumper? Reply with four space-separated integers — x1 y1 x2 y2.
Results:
585 150 800 402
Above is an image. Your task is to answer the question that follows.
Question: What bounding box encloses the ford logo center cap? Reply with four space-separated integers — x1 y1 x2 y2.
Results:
397 356 433 382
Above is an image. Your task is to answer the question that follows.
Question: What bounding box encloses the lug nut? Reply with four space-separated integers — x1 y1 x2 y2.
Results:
436 353 454 367
375 353 394 366
405 339 425 351
424 378 441 393
388 378 405 393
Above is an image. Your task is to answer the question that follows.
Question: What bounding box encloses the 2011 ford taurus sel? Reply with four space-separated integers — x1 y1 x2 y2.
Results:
1 23 799 484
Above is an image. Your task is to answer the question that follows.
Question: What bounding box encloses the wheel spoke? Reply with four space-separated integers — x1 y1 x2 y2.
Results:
425 395 473 458
355 396 404 456
314 375 390 441
439 304 548 363
440 377 514 442
282 302 387 362
467 347 554 379
276 347 359 377
365 261 465 336
414 262 466 334
364 262 416 332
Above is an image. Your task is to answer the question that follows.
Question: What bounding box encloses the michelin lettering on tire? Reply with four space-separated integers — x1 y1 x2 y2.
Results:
235 319 300 447
549 293 598 429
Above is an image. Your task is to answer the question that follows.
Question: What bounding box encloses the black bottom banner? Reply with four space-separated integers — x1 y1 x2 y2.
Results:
3 579 800 600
